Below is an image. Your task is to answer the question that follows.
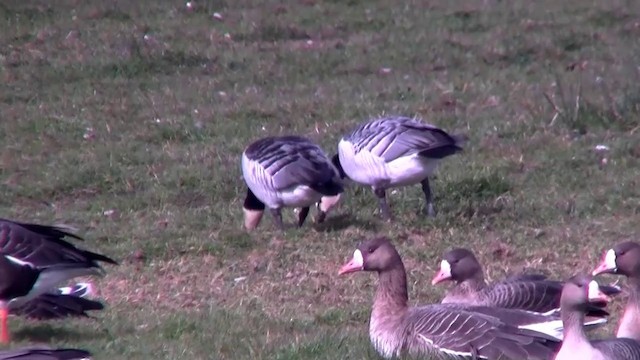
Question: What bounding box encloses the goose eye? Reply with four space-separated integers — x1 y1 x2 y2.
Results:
368 247 375 254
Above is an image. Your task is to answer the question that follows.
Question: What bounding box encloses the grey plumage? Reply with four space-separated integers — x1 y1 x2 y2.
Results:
339 237 558 360
344 116 463 161
244 136 340 193
591 338 640 359
334 116 464 219
434 248 617 317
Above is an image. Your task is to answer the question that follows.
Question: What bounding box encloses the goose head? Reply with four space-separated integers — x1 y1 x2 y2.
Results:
561 274 611 311
316 194 342 223
242 187 265 230
338 237 401 275
592 241 640 278
431 248 482 285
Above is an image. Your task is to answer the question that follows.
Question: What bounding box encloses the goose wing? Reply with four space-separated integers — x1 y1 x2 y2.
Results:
0 346 92 360
593 338 640 359
244 136 341 193
11 293 104 320
406 305 557 359
0 219 117 268
484 281 563 313
346 116 463 162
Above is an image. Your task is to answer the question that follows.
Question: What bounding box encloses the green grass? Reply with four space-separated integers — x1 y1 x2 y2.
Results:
1 0 640 359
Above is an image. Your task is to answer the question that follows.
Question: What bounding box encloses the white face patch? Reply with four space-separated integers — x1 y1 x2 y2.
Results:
439 260 452 278
352 249 364 268
587 280 601 300
604 248 617 270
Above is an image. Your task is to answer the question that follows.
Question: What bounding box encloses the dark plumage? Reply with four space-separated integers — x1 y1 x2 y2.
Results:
555 274 640 360
339 237 559 359
0 346 92 360
0 219 117 268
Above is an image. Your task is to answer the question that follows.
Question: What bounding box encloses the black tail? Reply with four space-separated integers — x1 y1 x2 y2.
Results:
418 132 467 159
12 294 104 320
418 144 464 159
83 249 119 266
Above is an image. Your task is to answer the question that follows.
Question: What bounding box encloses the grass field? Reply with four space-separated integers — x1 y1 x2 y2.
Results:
1 0 640 359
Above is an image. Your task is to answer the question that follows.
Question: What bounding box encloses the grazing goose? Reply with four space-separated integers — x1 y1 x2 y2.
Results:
338 237 559 359
432 248 620 315
592 241 640 341
554 274 640 360
241 136 343 230
0 346 92 359
0 218 117 343
332 116 464 220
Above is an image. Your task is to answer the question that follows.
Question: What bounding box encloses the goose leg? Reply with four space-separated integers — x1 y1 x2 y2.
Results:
270 208 285 230
374 188 393 220
297 207 310 227
420 178 436 217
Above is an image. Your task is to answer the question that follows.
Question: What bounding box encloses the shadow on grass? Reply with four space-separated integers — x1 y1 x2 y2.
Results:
13 324 103 342
316 213 381 233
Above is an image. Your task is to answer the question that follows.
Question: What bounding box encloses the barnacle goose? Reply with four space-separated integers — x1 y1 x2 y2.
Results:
241 136 343 230
332 115 464 220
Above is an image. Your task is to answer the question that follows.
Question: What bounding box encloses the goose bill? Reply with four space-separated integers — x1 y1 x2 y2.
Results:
431 260 452 285
243 208 264 230
338 249 364 275
318 194 341 213
592 249 617 276
587 280 611 303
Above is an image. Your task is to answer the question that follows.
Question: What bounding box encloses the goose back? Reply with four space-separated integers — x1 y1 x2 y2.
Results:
242 136 342 208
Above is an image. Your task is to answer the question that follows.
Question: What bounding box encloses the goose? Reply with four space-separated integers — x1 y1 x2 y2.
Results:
12 289 104 320
554 274 640 360
592 241 640 341
241 136 343 230
13 282 103 320
0 218 117 343
338 237 560 359
331 116 464 220
0 346 92 359
432 247 620 315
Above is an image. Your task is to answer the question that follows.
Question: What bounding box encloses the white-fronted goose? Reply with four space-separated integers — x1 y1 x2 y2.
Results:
339 237 559 359
332 116 464 219
241 136 344 230
433 248 620 316
0 218 117 343
0 346 92 359
554 274 640 360
592 241 640 341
